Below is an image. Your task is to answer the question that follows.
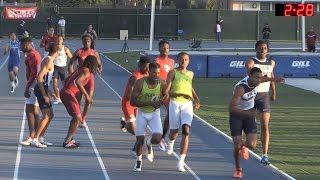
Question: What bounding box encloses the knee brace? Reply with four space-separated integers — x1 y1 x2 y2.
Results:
182 124 190 136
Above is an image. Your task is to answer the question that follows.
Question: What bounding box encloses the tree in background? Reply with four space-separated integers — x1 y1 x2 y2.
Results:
206 0 215 10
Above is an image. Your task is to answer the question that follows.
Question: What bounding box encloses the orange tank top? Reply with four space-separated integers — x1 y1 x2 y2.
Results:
155 57 175 81
77 48 96 68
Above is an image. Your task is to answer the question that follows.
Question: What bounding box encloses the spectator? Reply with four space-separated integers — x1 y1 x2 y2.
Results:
215 20 222 42
46 15 55 29
262 23 272 49
306 26 317 53
57 16 66 39
83 25 98 50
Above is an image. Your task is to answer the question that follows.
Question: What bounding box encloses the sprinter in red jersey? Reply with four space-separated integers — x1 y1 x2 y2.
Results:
61 55 99 148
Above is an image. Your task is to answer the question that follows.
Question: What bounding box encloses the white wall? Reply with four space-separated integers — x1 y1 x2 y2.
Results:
232 2 261 11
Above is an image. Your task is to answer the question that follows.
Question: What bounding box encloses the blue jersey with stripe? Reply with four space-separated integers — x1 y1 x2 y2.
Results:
9 40 20 58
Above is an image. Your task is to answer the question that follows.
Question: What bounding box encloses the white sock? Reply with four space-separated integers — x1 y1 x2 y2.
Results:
11 81 15 86
180 154 186 163
263 154 268 157
170 139 175 146
137 155 142 161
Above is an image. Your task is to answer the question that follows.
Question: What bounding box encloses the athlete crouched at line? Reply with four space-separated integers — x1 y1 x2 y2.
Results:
61 55 99 148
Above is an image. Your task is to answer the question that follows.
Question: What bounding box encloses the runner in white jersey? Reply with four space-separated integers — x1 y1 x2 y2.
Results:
52 35 73 104
245 40 283 165
30 43 59 148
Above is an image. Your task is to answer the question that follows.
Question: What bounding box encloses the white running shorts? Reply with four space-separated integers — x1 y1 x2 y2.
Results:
135 108 162 136
25 88 39 106
169 99 193 129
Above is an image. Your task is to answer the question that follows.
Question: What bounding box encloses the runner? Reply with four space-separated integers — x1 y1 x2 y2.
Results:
3 32 20 93
61 55 99 148
120 56 150 152
52 35 73 104
245 40 279 165
154 40 175 151
20 37 41 146
40 26 57 58
30 43 59 148
229 67 263 178
165 52 200 172
68 34 102 128
130 62 167 171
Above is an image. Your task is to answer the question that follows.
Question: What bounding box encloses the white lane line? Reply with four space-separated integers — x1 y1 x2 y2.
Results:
13 105 27 180
100 52 296 180
84 126 110 180
70 47 110 180
0 56 9 70
98 53 201 180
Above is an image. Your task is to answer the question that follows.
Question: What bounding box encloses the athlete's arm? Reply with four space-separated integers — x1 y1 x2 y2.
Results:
124 76 137 100
192 88 200 109
245 59 255 75
76 69 92 104
189 71 200 109
25 54 39 97
165 70 175 97
229 85 261 118
94 51 103 74
36 58 52 103
160 79 168 102
3 43 9 55
64 47 73 60
68 49 79 74
270 60 276 101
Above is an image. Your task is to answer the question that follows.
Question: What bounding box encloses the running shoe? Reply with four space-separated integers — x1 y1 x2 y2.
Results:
260 155 270 165
63 140 80 149
39 137 53 146
177 161 186 172
120 118 127 132
241 146 249 160
133 161 142 172
233 168 242 178
20 137 32 146
30 139 47 148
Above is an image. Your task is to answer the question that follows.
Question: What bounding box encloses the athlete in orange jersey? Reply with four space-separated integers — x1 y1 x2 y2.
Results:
154 40 175 151
121 56 150 134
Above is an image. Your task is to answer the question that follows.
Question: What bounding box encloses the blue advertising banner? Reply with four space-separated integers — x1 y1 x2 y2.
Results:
208 55 320 78
272 56 320 77
208 56 251 77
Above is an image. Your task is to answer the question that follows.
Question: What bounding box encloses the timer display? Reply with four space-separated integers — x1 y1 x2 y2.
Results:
275 4 314 16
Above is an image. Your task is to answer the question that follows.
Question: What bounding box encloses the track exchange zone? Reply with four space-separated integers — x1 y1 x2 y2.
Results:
0 41 292 180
